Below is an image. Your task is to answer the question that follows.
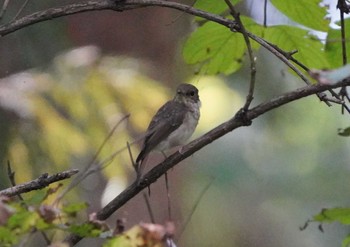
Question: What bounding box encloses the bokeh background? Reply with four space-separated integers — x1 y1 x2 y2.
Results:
0 0 349 246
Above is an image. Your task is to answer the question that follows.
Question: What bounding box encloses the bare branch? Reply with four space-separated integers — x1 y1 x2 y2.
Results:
6 161 52 244
12 0 30 21
0 0 234 37
224 0 256 111
7 161 25 202
143 192 155 223
64 78 350 246
263 0 267 27
0 169 79 197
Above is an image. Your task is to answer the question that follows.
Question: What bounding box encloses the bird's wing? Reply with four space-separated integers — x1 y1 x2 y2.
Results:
136 101 187 163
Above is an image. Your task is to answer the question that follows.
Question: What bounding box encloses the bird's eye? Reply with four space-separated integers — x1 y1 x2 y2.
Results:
189 91 195 96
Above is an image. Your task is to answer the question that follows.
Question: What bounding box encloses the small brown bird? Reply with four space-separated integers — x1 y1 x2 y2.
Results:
136 83 201 178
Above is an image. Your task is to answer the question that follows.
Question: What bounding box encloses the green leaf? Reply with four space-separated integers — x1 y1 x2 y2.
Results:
69 223 102 237
342 234 350 247
0 226 17 245
24 189 49 205
313 208 350 225
7 211 37 231
264 25 329 69
103 225 164 247
103 236 132 247
325 18 350 68
62 202 88 216
183 16 263 75
194 0 240 15
270 0 329 31
338 127 350 137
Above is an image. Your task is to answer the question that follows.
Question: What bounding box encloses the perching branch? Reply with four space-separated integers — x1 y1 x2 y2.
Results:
0 169 79 197
64 78 350 246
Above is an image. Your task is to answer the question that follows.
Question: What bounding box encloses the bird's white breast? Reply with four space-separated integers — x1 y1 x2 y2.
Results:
157 101 200 151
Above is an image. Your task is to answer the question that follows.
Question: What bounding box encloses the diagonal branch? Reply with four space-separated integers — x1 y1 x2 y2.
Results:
0 169 79 197
64 78 350 246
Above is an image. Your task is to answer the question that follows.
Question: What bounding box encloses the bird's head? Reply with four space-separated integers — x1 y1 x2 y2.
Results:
173 83 200 107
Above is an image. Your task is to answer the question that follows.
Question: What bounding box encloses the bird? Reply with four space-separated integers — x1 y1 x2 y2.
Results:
135 83 201 179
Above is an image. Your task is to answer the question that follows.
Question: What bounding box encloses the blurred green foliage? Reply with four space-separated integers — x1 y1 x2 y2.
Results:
1 46 169 188
0 189 102 246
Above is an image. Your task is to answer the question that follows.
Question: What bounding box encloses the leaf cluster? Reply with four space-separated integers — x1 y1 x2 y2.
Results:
183 0 347 74
0 190 97 246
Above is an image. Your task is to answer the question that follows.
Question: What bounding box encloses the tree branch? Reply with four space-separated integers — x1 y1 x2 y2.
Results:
0 0 234 37
0 169 79 197
224 0 256 111
64 78 350 246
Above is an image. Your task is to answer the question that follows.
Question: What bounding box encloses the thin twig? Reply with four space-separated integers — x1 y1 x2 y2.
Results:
7 161 24 201
12 0 30 21
164 172 172 221
337 0 350 113
0 0 10 20
54 114 129 204
0 169 79 197
177 177 215 240
263 0 267 27
6 161 52 244
143 192 155 223
263 41 338 105
338 0 348 65
247 33 334 106
160 151 172 221
224 0 256 111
